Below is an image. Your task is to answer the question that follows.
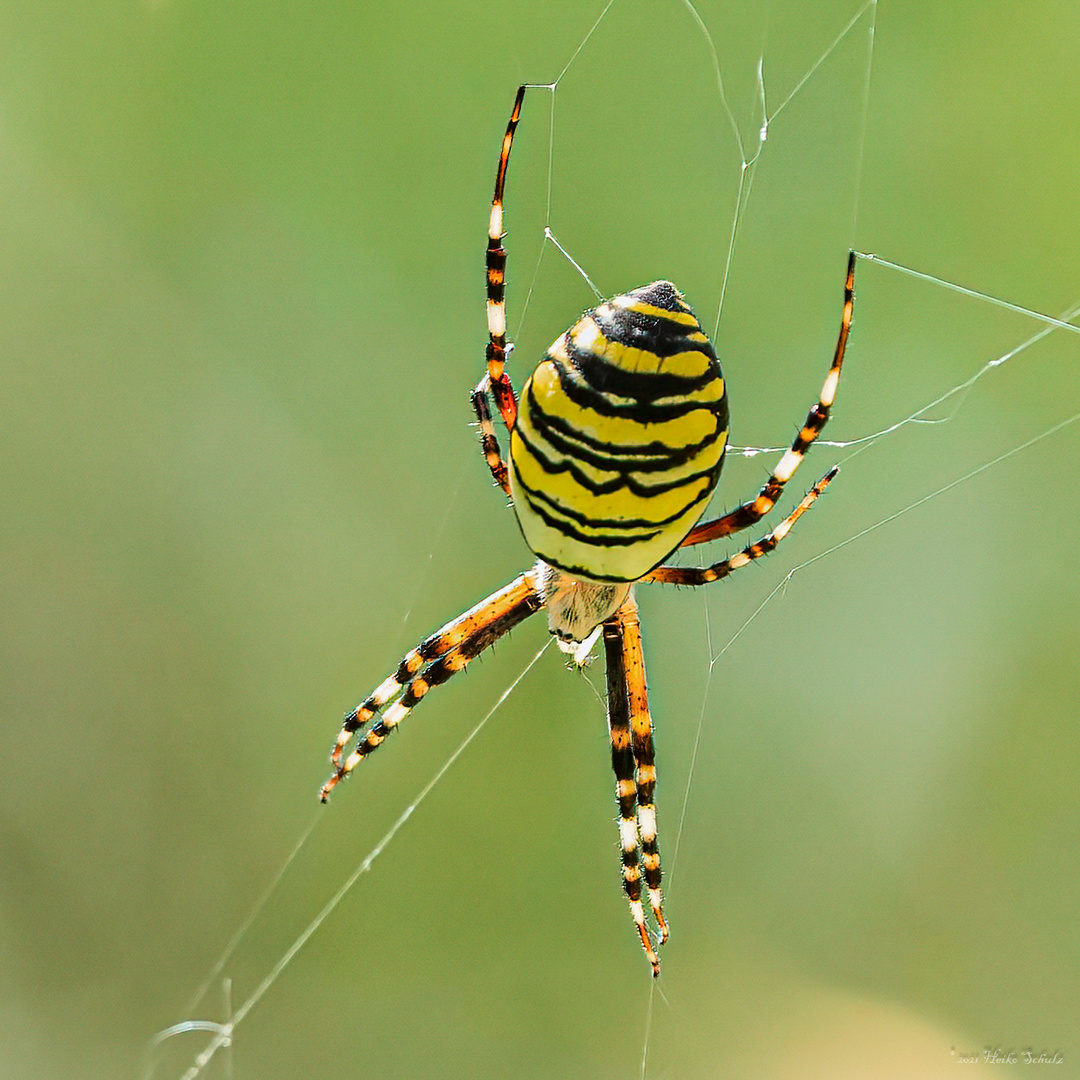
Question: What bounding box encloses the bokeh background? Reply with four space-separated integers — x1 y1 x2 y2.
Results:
2 1 1078 1077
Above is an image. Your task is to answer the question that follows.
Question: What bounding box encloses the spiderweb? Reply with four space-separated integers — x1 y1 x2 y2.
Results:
147 2 1080 1077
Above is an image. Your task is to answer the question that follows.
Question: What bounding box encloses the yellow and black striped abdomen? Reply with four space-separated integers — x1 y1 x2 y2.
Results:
509 281 728 582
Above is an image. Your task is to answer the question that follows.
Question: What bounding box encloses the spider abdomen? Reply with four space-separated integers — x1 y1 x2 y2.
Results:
509 281 729 582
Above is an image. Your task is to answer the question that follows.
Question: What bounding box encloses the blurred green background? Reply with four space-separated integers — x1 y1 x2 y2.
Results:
2 1 1078 1077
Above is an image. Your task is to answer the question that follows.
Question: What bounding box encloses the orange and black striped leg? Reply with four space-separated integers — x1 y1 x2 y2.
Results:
320 570 543 801
645 467 838 586
470 85 528 495
471 373 512 496
604 597 662 977
681 250 855 548
616 595 668 950
482 85 526 434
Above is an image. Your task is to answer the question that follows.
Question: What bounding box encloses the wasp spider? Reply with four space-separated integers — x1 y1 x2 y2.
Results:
320 85 855 976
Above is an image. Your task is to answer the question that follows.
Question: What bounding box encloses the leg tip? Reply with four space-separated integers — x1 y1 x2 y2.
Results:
318 769 344 803
637 924 662 977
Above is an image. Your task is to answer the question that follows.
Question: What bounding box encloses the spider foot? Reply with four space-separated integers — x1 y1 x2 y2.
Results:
318 767 346 803
630 897 666 976
636 920 661 978
323 713 364 800
651 895 670 946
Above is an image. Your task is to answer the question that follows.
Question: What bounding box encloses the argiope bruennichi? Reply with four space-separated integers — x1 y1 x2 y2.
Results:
320 85 855 976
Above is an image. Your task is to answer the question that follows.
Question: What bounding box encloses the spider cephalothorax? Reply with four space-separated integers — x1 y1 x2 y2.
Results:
320 85 854 976
536 562 629 660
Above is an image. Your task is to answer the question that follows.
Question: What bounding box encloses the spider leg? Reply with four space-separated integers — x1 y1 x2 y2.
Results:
472 85 527 495
471 373 511 497
681 250 854 548
604 594 665 976
644 467 838 586
618 595 668 945
320 569 543 801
